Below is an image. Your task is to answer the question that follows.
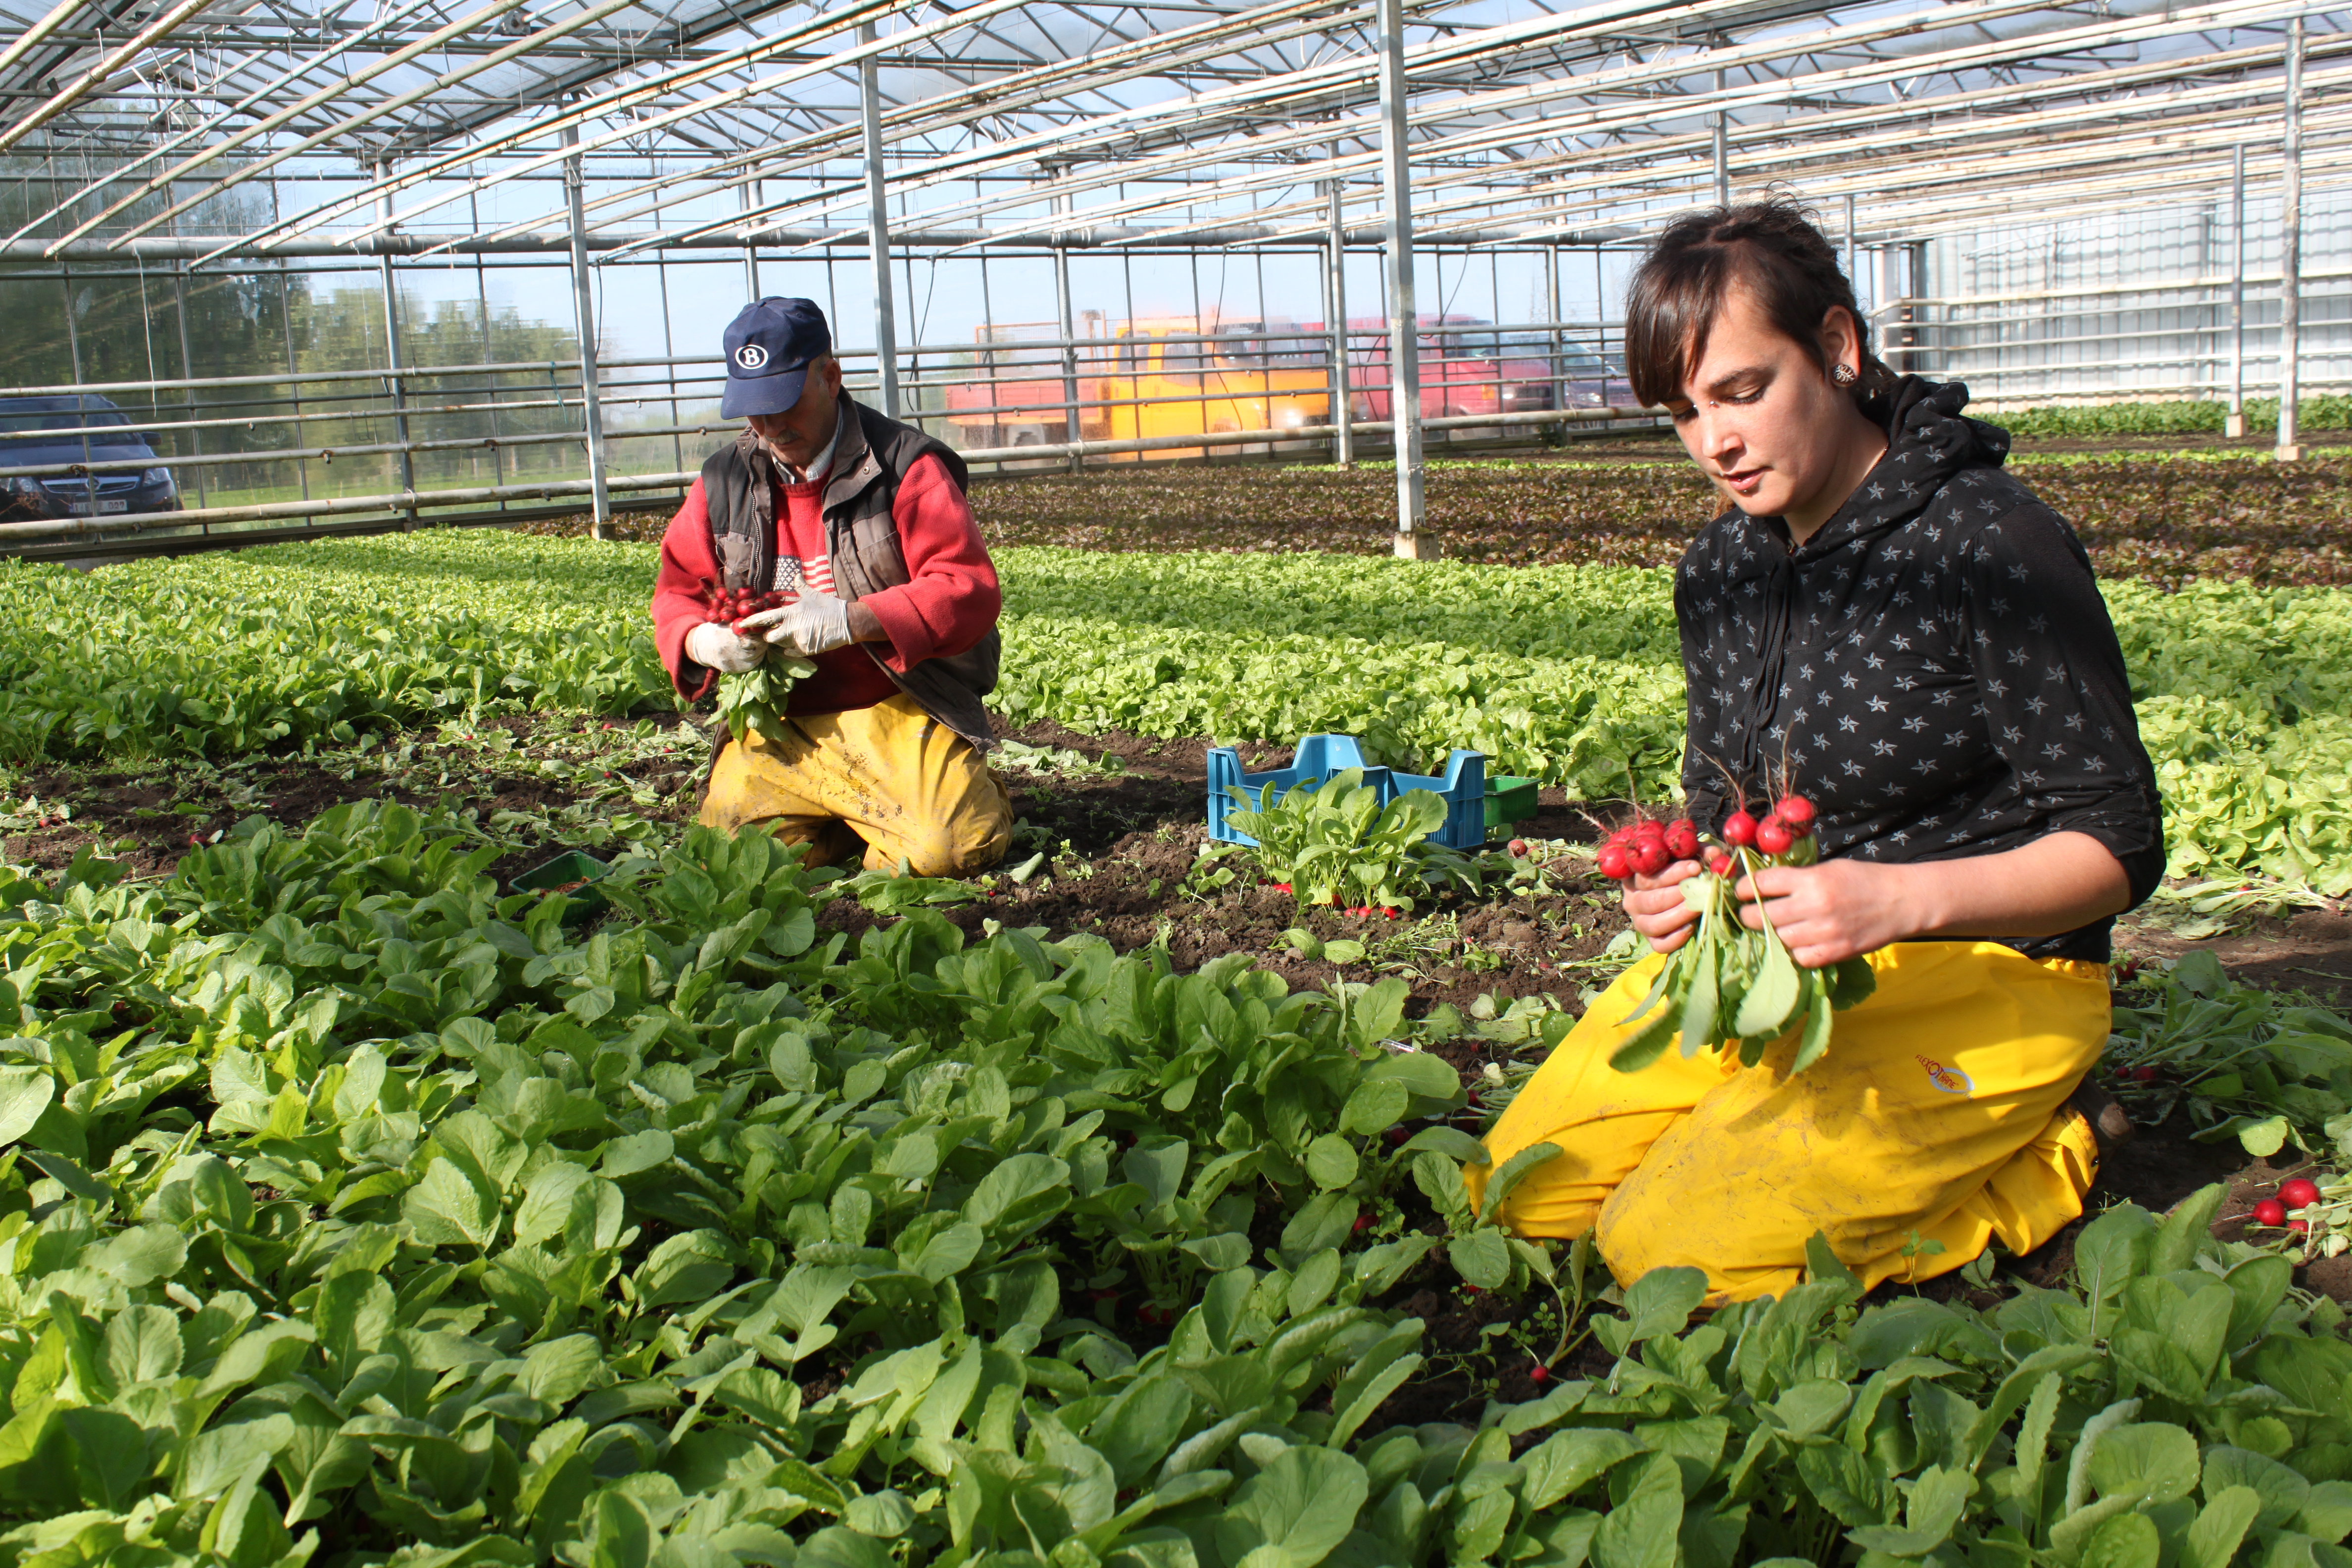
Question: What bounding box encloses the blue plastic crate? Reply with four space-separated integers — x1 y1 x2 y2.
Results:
1206 734 1488 850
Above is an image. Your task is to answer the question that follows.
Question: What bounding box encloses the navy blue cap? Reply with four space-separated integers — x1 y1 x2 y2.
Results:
721 297 832 418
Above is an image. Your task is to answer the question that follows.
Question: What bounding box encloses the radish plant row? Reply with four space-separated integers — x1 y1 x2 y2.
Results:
3 805 2351 1568
4 535 2352 890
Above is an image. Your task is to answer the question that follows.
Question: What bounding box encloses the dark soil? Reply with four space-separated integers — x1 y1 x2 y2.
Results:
1 711 705 881
2123 907 2352 1010
518 445 2352 587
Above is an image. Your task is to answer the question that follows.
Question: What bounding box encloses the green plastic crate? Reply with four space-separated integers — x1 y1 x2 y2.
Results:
511 849 612 926
1484 776 1540 832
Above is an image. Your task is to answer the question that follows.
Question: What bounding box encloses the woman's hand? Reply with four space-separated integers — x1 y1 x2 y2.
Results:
1736 832 2132 967
1625 858 1706 953
1736 861 1920 968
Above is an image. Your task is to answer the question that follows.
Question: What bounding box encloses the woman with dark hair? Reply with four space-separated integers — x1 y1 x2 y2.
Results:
1466 198 2163 1300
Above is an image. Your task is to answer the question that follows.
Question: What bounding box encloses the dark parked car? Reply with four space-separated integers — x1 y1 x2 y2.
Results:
0 394 180 523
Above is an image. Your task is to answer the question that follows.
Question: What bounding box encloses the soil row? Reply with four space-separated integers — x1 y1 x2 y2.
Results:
529 448 2352 587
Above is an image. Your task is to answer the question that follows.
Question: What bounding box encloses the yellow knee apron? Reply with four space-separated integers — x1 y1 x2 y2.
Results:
1465 941 2107 1301
700 692 1015 878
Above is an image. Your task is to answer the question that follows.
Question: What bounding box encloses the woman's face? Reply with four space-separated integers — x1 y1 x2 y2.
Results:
1664 286 1864 524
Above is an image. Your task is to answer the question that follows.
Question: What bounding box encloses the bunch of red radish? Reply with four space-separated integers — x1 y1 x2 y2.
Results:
706 585 789 633
1595 817 1698 881
1595 795 1817 884
2250 1176 2324 1234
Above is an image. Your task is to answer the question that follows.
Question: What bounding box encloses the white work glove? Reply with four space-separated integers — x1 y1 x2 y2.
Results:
685 619 766 674
741 589 855 657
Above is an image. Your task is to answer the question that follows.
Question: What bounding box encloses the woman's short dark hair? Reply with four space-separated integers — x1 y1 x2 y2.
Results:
1623 197 1885 408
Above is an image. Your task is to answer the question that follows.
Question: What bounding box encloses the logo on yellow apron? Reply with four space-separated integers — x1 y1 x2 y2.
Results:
1916 1055 1975 1096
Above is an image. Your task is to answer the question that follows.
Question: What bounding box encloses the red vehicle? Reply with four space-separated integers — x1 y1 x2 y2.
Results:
1329 314 1628 424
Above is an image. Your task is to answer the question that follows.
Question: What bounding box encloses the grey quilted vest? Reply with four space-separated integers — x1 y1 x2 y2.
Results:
700 394 1000 751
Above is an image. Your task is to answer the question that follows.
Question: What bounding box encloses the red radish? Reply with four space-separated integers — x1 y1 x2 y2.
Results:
1755 817 1794 856
1633 819 1666 842
2289 1218 2310 1235
1707 850 1734 877
1383 907 1401 919
2129 1065 2160 1083
1597 844 1631 880
2252 1198 2287 1226
1508 838 1529 857
1722 811 1758 847
1388 1126 1411 1145
1775 795 1816 831
1631 840 1670 878
1664 820 1699 861
1528 1364 1551 1385
2280 1177 2321 1209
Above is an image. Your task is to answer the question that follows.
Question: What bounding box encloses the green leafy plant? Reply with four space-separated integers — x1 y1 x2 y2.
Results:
1225 769 1480 912
0 799 2350 1568
714 655 817 746
2105 949 2352 1154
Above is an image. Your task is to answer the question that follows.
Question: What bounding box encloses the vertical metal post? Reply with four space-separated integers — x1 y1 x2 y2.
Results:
2278 22 2303 462
1049 171 1079 471
171 267 209 512
470 193 503 505
1053 170 1077 475
61 261 84 387
2228 145 2247 439
277 262 309 502
1376 0 1428 556
377 161 415 527
858 21 900 420
1594 246 1607 392
1544 239 1563 443
1711 67 1729 208
1326 150 1354 469
562 121 613 537
741 177 763 300
1053 242 1080 470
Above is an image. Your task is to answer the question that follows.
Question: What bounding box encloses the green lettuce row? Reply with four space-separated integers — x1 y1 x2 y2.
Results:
1 805 2349 1568
6 535 2352 888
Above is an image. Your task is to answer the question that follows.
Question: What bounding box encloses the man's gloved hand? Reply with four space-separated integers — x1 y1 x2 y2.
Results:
685 619 767 674
741 590 855 657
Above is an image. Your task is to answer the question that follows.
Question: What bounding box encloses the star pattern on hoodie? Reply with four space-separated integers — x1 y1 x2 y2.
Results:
1671 378 2165 963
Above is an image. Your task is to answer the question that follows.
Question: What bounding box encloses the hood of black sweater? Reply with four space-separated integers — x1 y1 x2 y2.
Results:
1762 375 2015 557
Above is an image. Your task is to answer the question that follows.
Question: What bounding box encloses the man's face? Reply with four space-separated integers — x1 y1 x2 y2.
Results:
747 355 844 470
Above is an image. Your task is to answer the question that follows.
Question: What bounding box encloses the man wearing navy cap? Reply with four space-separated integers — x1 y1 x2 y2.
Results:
650 297 1012 875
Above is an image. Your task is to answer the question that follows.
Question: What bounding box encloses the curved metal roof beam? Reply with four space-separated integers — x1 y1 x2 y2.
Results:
925 0 2307 247
0 0 216 155
216 0 949 257
501 0 1381 251
856 0 2180 244
22 0 474 248
0 0 103 88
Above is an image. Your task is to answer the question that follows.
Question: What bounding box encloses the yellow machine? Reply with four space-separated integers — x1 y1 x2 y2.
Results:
943 314 1331 460
1086 316 1331 458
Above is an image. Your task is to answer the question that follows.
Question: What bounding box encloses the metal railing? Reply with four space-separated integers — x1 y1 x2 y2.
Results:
0 318 1662 548
1879 271 2352 409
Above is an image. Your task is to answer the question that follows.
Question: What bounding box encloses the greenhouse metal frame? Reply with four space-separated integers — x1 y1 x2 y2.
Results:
0 0 2346 555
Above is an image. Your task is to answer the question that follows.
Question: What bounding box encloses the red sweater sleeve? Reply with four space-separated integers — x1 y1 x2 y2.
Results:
858 454 1002 671
651 479 722 702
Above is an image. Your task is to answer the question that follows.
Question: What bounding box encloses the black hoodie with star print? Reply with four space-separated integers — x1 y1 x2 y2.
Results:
1674 375 2164 964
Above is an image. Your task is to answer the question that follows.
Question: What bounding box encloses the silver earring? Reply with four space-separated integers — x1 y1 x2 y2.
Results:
1832 363 1858 387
